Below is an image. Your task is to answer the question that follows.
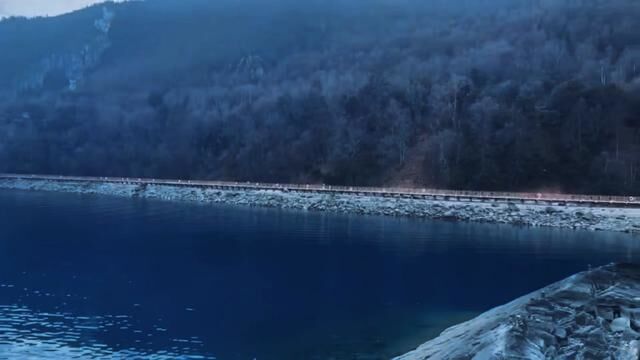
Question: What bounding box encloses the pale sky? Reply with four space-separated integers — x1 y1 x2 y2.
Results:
0 0 117 17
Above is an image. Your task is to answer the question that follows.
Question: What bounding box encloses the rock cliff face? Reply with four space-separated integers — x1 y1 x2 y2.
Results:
396 263 640 360
19 7 114 92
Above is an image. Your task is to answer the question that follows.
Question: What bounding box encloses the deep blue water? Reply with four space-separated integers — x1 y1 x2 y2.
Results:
0 190 638 359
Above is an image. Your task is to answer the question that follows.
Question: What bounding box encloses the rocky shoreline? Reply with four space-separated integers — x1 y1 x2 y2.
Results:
395 263 640 360
0 178 639 234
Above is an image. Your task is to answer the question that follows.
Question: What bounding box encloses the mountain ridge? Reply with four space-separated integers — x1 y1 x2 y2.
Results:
1 0 639 195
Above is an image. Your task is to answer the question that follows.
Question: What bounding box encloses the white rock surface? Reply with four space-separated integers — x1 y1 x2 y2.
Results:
396 263 640 360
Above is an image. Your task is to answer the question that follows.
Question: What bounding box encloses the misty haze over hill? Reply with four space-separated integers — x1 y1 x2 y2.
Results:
0 0 639 195
0 0 110 17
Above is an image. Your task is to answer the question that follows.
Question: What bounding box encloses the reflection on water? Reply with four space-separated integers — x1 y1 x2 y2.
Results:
0 189 638 359
0 296 210 359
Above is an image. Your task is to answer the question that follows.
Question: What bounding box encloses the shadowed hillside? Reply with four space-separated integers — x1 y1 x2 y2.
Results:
1 0 639 194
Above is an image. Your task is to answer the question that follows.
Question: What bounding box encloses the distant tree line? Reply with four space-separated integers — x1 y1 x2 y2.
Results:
0 0 639 195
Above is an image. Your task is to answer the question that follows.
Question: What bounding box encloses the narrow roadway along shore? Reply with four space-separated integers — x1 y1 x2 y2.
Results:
0 174 639 234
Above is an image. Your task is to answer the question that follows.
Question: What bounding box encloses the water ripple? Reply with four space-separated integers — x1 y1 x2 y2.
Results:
0 303 214 359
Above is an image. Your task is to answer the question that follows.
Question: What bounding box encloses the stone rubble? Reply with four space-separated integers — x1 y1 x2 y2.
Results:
0 179 639 234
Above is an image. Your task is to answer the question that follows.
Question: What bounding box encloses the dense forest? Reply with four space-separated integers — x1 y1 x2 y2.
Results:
0 0 639 195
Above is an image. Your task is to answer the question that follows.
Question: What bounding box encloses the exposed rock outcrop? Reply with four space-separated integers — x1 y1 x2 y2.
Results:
19 7 114 92
396 263 640 360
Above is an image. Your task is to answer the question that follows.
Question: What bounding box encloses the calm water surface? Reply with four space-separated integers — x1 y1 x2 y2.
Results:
0 190 638 359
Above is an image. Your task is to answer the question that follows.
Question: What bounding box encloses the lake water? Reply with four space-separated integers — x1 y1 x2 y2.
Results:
0 190 638 359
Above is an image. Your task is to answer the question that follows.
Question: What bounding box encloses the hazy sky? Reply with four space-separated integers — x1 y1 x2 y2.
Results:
0 0 113 17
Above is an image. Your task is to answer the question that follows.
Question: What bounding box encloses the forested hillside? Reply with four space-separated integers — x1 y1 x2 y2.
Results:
1 0 639 194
